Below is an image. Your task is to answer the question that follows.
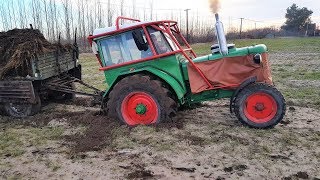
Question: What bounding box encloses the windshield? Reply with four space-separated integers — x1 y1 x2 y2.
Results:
98 29 153 66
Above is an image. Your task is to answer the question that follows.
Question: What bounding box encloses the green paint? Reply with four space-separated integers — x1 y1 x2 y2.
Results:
100 53 187 103
96 34 268 106
135 104 147 115
186 89 234 105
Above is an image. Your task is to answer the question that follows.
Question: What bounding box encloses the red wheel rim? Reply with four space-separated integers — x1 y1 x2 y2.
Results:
243 92 277 123
121 92 159 126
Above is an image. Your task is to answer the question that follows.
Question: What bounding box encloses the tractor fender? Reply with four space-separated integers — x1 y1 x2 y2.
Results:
144 68 187 100
103 68 187 103
230 76 257 114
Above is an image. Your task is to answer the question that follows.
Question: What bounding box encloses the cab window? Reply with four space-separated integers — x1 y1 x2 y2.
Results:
148 27 176 54
99 29 152 66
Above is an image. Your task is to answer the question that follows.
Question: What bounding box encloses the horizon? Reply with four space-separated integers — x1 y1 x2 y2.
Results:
0 0 319 38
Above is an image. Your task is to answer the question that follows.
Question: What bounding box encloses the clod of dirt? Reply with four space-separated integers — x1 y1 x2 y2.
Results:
280 120 291 125
174 167 196 173
234 164 247 171
224 164 247 173
295 171 309 179
289 107 296 111
216 176 226 180
223 167 233 172
283 171 310 180
269 154 290 160
0 28 73 79
127 169 154 179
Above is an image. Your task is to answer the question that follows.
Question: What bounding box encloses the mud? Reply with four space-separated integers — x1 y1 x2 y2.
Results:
1 50 320 179
62 111 120 153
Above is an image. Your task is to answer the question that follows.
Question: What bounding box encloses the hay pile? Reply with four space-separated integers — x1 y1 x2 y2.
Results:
0 28 72 79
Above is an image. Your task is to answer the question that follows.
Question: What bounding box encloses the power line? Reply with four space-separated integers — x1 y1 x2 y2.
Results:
184 9 191 42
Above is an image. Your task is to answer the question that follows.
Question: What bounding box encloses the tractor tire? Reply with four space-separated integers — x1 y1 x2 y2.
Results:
234 83 286 129
4 93 41 118
106 74 177 126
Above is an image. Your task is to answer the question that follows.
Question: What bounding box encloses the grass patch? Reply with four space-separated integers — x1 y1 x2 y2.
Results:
0 131 24 157
78 53 106 91
28 127 65 146
282 87 320 107
191 37 320 55
283 87 320 100
0 127 64 157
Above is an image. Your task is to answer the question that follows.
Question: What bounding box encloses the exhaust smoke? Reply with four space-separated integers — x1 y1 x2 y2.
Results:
208 0 221 13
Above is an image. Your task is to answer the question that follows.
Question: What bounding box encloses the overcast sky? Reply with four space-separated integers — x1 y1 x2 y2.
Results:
136 0 320 26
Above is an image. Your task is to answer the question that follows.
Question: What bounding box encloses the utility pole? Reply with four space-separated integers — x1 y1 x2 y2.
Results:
184 9 191 42
239 18 244 39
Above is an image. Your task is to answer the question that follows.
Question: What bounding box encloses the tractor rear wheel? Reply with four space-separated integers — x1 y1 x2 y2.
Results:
234 83 286 129
106 74 177 126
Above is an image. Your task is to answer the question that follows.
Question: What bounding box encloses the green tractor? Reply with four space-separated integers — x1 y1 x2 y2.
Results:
88 15 286 129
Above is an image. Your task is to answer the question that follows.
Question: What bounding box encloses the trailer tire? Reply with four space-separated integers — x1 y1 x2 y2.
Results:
4 94 41 118
106 74 177 126
234 83 286 129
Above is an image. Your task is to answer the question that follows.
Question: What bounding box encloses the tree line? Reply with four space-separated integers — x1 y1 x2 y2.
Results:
0 0 219 50
0 1 317 51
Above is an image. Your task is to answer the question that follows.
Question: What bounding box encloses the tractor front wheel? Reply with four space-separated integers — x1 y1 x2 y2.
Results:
106 74 177 126
234 83 286 129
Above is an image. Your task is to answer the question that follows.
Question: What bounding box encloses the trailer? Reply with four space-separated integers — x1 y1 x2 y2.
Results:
0 45 102 118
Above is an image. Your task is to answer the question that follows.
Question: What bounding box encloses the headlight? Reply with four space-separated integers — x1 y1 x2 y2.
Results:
253 54 262 64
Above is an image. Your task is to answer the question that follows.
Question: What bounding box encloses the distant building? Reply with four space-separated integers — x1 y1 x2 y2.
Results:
306 23 317 36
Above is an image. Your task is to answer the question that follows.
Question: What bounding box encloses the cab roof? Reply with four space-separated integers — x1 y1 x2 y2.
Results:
93 21 151 36
89 17 177 40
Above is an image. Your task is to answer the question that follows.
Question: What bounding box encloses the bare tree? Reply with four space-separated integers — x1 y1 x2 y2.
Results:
42 0 50 37
61 0 71 42
149 0 154 20
120 0 124 17
0 2 9 31
132 0 136 18
107 0 112 26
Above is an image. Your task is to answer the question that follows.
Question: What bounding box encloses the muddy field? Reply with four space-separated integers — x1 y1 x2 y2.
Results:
1 39 320 179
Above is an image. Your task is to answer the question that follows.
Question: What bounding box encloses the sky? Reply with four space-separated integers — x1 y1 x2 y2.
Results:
1 0 319 33
135 0 320 28
156 0 320 20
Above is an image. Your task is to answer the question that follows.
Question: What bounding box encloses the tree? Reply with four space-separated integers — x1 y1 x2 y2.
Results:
281 4 313 32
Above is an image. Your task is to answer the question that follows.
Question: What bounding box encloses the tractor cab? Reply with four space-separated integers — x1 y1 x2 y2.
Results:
88 17 195 70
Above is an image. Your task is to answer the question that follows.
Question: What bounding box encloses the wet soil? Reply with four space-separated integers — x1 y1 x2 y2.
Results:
1 50 320 179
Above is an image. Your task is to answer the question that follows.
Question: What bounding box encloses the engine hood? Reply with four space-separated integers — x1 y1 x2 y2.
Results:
192 44 268 63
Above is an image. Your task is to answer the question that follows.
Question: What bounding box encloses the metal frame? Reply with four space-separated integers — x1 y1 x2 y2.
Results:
88 17 214 91
45 75 102 98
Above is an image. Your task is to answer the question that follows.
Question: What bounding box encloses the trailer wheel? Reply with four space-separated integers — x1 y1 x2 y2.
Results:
234 83 286 129
4 94 41 118
106 74 177 126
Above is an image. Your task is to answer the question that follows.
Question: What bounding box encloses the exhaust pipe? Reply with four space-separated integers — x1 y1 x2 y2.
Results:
215 13 228 55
